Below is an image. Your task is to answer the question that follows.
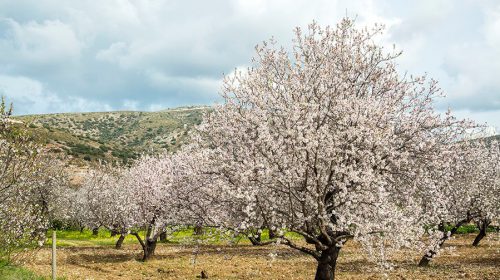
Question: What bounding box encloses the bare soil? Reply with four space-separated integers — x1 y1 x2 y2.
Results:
21 234 500 279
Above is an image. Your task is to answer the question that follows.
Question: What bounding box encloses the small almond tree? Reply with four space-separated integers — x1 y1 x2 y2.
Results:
470 140 500 246
123 154 180 261
26 155 70 240
418 139 500 266
78 153 198 260
78 165 132 249
195 19 470 279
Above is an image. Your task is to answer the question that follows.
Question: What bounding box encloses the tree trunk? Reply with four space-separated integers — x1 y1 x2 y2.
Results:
419 218 470 267
248 231 262 246
159 232 168 242
418 253 432 267
419 233 448 267
194 224 203 235
110 230 118 237
142 238 158 261
315 245 341 280
115 234 126 249
92 227 99 236
472 219 490 247
268 228 277 239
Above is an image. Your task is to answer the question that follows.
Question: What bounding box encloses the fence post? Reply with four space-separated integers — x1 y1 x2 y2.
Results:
52 230 56 280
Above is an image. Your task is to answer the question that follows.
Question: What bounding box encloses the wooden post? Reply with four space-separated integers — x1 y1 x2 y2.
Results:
52 230 56 280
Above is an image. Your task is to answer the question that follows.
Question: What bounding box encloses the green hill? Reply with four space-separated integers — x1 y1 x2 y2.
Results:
14 106 209 165
13 106 499 168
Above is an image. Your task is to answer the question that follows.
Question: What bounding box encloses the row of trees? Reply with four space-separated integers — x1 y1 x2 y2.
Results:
1 18 499 279
71 19 499 280
70 133 498 277
72 152 207 260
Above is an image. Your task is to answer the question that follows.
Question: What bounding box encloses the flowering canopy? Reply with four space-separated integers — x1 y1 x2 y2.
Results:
194 18 474 278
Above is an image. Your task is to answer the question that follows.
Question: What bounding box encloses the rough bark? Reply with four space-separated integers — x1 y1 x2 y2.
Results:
314 245 341 280
131 232 158 261
115 234 126 249
472 219 490 247
142 238 157 261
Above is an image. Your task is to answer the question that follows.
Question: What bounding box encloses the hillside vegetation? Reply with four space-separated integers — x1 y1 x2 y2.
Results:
15 106 208 166
13 107 499 167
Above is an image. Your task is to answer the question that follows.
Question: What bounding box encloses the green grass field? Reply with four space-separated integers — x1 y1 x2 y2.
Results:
44 227 299 247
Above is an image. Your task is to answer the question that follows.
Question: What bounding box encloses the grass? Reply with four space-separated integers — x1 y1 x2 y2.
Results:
0 261 46 280
45 225 482 248
45 227 295 247
443 224 497 234
47 229 142 247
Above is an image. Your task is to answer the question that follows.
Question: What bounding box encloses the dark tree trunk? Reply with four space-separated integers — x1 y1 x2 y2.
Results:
131 231 158 261
419 218 470 267
92 227 99 236
418 253 432 267
115 234 126 249
159 232 168 242
194 224 203 235
315 245 341 280
142 238 158 261
110 230 118 237
248 231 262 246
472 219 490 247
268 228 277 239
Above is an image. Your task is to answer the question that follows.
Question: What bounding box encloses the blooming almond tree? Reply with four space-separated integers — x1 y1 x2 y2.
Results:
123 154 180 260
1 98 69 257
171 147 264 238
470 139 500 247
195 19 470 279
0 97 38 197
78 154 191 260
26 155 70 240
78 164 132 249
418 139 500 266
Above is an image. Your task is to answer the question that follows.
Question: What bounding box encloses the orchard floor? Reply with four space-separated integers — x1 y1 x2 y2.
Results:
18 234 500 279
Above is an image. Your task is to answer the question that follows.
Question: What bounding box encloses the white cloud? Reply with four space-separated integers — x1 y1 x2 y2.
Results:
0 0 498 129
483 3 500 47
122 99 139 111
0 18 81 65
95 42 129 65
0 75 112 114
453 109 500 132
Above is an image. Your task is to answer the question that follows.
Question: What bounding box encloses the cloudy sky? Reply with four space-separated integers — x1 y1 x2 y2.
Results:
0 0 499 130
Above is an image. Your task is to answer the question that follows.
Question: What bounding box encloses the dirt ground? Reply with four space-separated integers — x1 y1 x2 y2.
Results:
20 234 500 279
